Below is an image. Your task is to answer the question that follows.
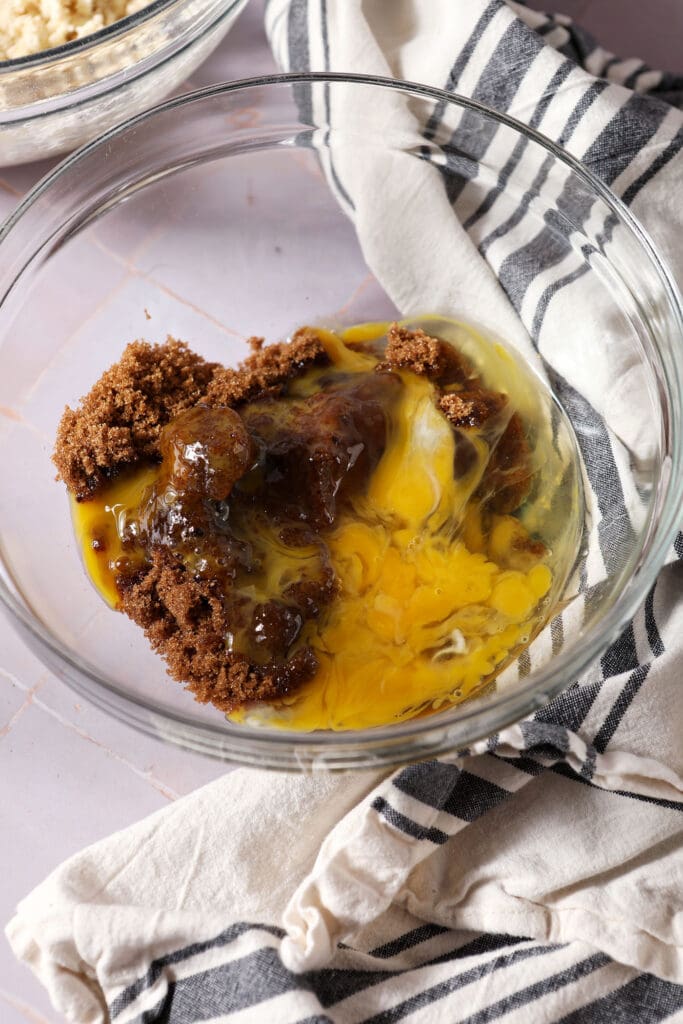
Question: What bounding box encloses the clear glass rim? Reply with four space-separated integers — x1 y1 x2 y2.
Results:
1 72 681 768
0 0 246 128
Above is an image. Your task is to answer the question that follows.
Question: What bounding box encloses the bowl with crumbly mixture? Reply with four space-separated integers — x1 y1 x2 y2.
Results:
0 0 150 60
0 0 248 166
0 77 681 769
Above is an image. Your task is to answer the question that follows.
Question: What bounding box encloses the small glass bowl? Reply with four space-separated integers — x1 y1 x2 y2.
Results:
0 0 249 166
0 74 681 770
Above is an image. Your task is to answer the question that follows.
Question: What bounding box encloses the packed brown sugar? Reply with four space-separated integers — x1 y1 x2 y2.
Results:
54 319 581 731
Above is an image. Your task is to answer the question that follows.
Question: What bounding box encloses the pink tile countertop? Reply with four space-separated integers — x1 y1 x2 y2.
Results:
1 3 680 1021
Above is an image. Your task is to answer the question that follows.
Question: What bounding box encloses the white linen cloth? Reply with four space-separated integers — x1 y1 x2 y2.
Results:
7 3 683 1022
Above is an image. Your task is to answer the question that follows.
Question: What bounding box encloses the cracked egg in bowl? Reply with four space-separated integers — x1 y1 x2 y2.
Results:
0 76 680 769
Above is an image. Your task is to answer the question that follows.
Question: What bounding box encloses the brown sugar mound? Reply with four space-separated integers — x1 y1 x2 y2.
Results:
439 389 507 429
54 338 220 501
52 328 333 711
380 323 469 384
54 329 328 502
119 550 318 711
205 327 328 408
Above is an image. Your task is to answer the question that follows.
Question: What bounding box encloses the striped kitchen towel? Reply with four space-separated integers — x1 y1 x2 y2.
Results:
7 3 683 1023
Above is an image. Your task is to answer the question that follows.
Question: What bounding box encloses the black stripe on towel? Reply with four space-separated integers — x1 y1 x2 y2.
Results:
551 761 682 811
371 796 450 844
622 62 648 90
454 953 611 1024
520 719 570 755
652 72 683 108
392 761 461 809
463 59 575 230
440 771 510 821
287 0 312 122
320 0 355 211
554 971 683 1023
492 753 546 777
600 622 639 680
368 923 452 959
533 679 602 733
133 947 305 1023
530 123 683 339
644 582 665 658
592 663 651 753
423 0 501 142
427 933 530 966
496 91 668 314
478 80 608 256
128 937 559 1023
621 123 683 205
443 18 545 205
556 22 599 64
361 948 597 1024
309 934 534 1008
547 368 635 579
110 922 284 1018
496 751 682 811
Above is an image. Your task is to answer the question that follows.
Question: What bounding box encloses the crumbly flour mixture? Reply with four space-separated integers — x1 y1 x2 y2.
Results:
0 0 149 60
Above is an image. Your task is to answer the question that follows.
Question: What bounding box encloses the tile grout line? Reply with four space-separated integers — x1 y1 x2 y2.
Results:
0 988 54 1024
0 681 45 738
14 266 134 415
31 693 181 802
0 406 52 446
89 235 248 341
0 177 22 198
333 272 375 318
0 666 41 692
91 213 168 269
2 665 181 801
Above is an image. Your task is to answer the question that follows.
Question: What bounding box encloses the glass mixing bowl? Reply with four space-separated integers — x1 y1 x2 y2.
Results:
0 74 681 770
0 0 249 166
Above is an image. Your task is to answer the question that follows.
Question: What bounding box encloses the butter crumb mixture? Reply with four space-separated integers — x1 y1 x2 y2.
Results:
0 0 149 61
56 322 555 732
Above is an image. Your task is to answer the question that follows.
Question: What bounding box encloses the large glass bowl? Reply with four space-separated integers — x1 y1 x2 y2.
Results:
0 0 249 166
0 74 681 770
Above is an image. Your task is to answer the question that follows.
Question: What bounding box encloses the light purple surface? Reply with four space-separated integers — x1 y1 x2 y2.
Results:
0 3 679 1021
526 0 683 71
